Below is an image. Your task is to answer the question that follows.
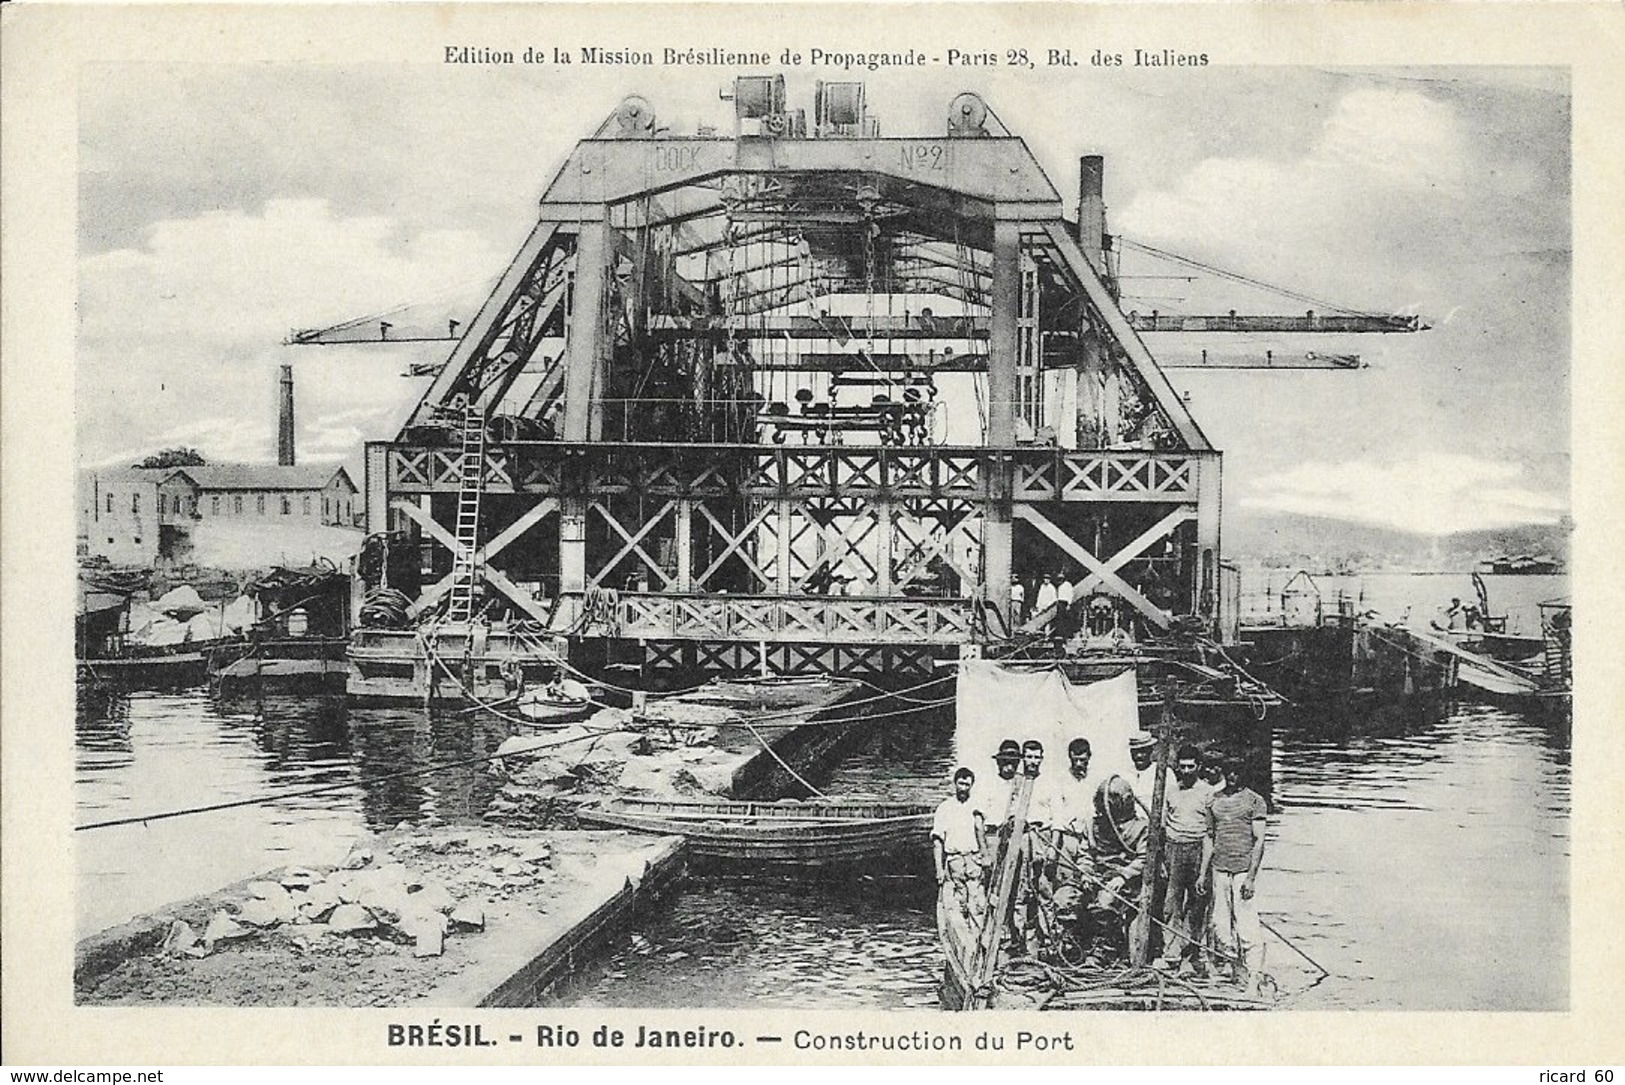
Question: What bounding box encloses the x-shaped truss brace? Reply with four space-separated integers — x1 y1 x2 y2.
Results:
394 497 559 624
793 509 879 591
693 502 776 590
1014 505 1194 629
590 500 677 589
892 513 980 590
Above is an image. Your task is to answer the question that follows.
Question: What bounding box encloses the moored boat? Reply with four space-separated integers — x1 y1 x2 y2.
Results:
1432 574 1547 661
574 797 933 865
1453 630 1546 662
77 645 212 687
515 684 593 725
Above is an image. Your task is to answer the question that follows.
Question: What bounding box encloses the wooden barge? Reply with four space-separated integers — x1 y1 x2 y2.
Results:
78 563 354 692
346 624 568 704
576 797 933 866
1235 618 1458 729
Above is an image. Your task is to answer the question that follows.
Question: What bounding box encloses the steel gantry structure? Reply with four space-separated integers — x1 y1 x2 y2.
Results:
354 77 1407 681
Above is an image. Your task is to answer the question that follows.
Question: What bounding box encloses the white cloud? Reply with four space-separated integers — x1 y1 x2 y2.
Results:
1315 88 1466 193
1115 86 1474 316
80 199 501 346
1242 454 1567 536
77 200 502 466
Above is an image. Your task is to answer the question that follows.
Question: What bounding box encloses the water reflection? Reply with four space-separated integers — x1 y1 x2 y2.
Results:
570 873 944 1011
73 689 517 935
76 685 134 770
75 683 1570 1009
583 698 1569 1011
1268 702 1568 1010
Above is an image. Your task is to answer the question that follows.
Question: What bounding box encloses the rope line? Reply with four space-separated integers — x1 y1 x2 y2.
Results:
74 728 610 833
82 662 953 830
1031 835 1327 981
635 691 958 731
743 721 827 798
1117 238 1375 317
416 630 580 732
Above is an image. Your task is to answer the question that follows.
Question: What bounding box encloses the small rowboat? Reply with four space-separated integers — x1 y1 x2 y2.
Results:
575 797 934 866
515 687 593 724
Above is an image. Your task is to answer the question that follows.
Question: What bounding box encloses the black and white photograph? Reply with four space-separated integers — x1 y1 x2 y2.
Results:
5 0 1621 1067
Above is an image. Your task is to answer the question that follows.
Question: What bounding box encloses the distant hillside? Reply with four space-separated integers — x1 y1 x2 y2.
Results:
1226 511 1571 572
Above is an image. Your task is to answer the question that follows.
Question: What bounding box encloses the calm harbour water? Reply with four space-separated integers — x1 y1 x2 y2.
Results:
75 574 1570 1010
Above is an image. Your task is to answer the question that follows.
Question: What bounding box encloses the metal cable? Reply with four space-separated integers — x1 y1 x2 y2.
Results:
74 726 614 833
1117 238 1374 317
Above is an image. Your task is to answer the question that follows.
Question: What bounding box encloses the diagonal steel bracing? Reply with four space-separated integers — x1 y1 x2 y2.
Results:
590 500 678 589
1072 507 1195 599
693 502 777 590
393 497 558 624
1013 504 1178 629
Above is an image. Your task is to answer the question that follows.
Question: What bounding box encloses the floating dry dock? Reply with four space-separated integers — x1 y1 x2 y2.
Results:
75 828 684 1008
299 71 1427 709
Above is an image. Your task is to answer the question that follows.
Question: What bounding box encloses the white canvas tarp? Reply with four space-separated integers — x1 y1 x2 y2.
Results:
154 585 207 618
953 660 1140 804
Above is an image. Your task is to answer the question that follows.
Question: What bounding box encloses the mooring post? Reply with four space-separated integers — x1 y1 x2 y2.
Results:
1134 687 1176 965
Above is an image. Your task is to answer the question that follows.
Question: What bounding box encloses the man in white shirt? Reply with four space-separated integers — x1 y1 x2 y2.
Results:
1015 740 1049 953
1127 731 1158 816
1056 574 1076 609
974 739 1026 949
1052 574 1079 638
1034 575 1059 618
932 767 987 925
1046 737 1098 938
1009 576 1027 626
975 739 1023 834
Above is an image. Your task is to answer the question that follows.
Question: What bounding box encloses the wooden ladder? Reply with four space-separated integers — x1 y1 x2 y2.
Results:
444 399 486 625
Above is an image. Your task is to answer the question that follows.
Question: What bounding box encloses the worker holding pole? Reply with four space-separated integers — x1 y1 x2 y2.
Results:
1131 690 1175 965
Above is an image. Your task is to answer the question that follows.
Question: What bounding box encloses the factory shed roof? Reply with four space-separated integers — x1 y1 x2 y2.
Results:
166 464 356 493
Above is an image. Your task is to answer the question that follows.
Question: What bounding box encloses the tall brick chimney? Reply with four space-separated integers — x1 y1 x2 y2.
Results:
278 364 296 466
1078 155 1106 269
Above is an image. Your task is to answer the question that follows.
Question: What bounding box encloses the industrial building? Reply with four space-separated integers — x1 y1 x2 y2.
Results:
79 463 358 564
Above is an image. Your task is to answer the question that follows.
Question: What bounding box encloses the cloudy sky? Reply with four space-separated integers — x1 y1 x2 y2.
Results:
77 62 1569 538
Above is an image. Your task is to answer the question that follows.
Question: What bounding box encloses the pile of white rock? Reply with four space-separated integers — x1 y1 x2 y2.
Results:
160 849 493 961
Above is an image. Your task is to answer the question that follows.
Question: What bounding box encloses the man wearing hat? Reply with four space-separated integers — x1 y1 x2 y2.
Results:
1127 730 1158 816
971 738 1027 950
975 739 1023 832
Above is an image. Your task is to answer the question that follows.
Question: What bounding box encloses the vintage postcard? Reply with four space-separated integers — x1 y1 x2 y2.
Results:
3 0 1622 1067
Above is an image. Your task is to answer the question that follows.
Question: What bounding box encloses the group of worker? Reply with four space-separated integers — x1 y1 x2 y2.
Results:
1010 570 1068 628
931 731 1270 991
1435 596 1486 632
1010 571 1124 640
1009 564 1183 644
